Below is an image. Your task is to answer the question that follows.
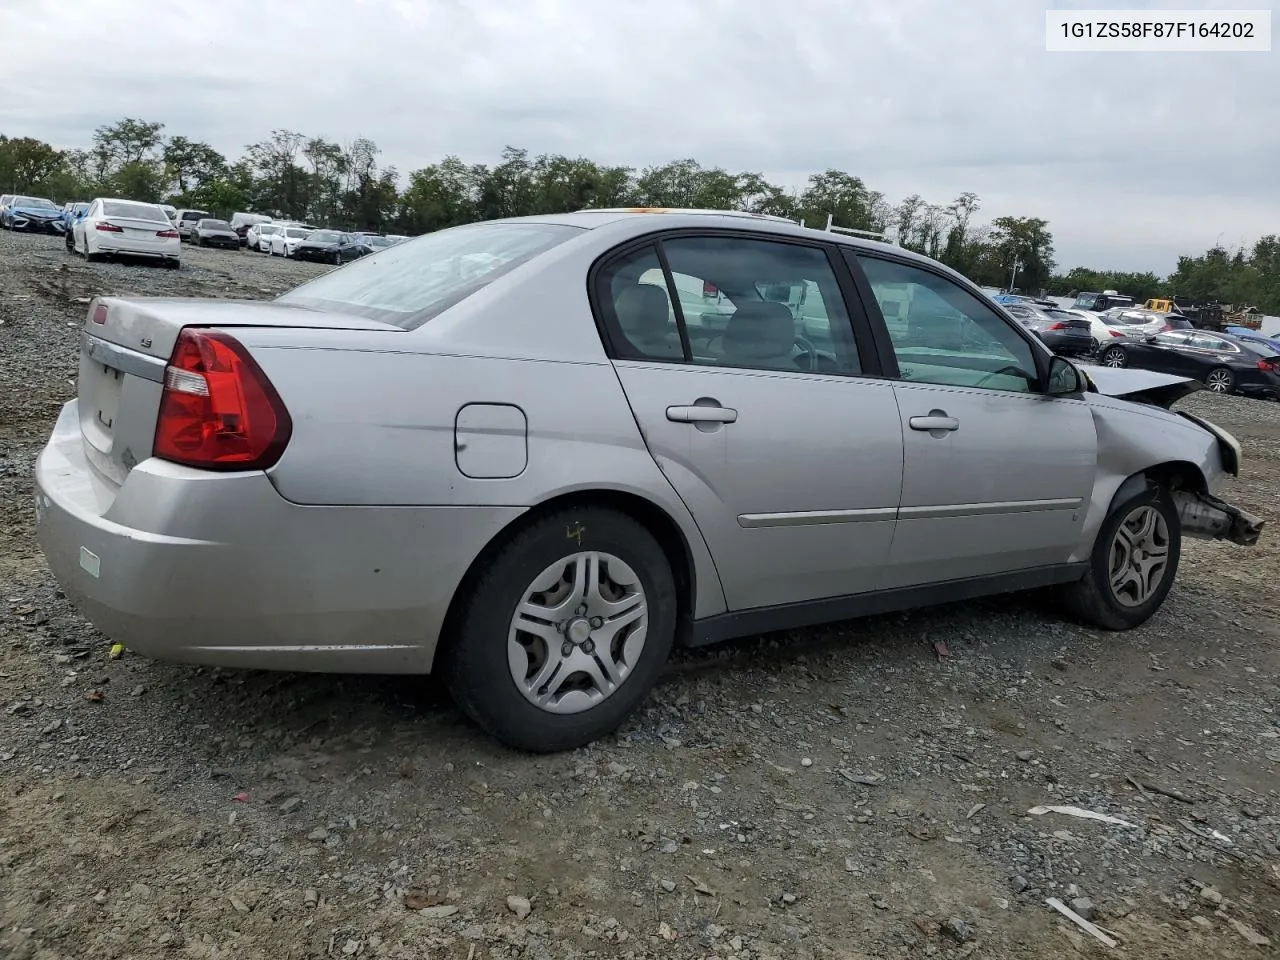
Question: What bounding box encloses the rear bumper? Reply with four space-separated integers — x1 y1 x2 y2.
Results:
94 236 180 259
34 401 522 673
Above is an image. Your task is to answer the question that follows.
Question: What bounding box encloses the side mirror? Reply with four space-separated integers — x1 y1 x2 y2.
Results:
1046 355 1084 396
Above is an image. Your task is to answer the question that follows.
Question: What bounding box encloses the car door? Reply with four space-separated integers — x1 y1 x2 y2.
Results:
847 253 1097 589
595 234 904 612
1133 332 1200 375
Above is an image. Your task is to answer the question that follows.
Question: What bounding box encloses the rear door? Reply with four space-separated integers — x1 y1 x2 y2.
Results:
595 233 904 611
847 252 1097 589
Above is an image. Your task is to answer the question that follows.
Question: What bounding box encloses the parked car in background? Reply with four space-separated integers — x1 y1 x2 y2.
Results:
1062 308 1126 351
60 202 90 231
175 209 213 242
291 229 365 264
268 225 313 258
385 234 410 244
0 195 13 220
2 195 65 233
1074 291 1137 312
230 212 272 246
1097 329 1280 396
66 198 180 268
1224 326 1280 355
31 209 1263 752
1102 308 1193 340
193 219 241 249
1000 302 1094 356
247 222 280 252
159 204 178 223
357 234 396 255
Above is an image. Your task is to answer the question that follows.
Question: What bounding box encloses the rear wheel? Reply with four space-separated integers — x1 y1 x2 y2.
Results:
64 229 75 253
1101 345 1127 368
1204 367 1235 394
1059 485 1180 630
444 507 677 752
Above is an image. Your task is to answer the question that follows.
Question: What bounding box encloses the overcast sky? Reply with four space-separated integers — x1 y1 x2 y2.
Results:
1 0 1275 273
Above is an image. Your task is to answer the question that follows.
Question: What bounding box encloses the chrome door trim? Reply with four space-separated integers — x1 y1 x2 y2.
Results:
82 332 166 383
738 507 897 528
897 498 1082 520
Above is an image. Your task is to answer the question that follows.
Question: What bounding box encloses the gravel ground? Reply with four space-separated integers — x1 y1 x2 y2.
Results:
2 228 1278 960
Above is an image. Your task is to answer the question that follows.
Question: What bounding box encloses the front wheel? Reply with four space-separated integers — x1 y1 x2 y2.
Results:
1059 485 1181 630
1204 367 1235 394
444 507 677 752
1101 346 1127 368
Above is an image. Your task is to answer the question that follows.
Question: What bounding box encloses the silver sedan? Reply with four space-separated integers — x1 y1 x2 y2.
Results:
34 210 1263 752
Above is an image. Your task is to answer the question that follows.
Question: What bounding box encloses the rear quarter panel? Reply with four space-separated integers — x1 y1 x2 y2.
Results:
238 333 728 617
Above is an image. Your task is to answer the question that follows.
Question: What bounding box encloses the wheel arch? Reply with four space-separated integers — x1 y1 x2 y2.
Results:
434 488 704 670
1107 459 1208 516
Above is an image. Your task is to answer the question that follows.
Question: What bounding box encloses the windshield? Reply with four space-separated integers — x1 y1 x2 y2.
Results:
182 211 211 222
15 196 57 210
1073 293 1099 309
201 220 233 231
103 201 168 222
285 228 310 239
307 230 342 243
278 221 583 330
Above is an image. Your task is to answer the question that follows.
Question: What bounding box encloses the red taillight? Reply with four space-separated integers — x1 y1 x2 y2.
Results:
95 222 123 232
153 329 292 471
156 229 179 238
1258 358 1278 372
1047 322 1067 331
91 303 108 324
1108 330 1124 337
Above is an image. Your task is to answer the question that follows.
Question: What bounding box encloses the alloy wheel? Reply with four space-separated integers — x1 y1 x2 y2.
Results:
507 551 649 715
1205 369 1233 393
1107 504 1171 608
1102 348 1126 367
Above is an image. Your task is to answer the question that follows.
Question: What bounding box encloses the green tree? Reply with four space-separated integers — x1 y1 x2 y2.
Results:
163 136 227 198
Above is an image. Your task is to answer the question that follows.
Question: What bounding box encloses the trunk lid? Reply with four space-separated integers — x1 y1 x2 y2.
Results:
77 296 402 485
100 216 173 240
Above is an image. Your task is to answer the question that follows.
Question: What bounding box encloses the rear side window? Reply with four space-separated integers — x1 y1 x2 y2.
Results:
278 221 582 330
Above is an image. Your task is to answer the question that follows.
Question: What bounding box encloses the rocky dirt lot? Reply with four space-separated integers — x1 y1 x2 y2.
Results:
1 228 1278 960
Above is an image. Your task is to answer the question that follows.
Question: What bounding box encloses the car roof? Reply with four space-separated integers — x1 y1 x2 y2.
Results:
482 208 934 268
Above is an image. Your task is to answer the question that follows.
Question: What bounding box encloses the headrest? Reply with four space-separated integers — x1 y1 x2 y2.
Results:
615 284 671 338
722 301 795 361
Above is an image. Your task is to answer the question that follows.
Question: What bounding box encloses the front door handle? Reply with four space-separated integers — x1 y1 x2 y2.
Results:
909 414 959 432
667 404 738 424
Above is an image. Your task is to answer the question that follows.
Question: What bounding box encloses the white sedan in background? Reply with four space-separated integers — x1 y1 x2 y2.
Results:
269 225 314 258
247 222 281 252
67 198 180 268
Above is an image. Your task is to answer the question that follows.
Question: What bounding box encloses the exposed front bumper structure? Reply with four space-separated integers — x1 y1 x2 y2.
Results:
1172 489 1265 546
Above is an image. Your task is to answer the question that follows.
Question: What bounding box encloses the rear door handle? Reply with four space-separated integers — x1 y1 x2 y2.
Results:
666 405 738 424
909 415 959 432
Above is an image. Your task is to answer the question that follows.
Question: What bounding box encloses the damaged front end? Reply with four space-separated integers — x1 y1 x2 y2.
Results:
1171 489 1265 546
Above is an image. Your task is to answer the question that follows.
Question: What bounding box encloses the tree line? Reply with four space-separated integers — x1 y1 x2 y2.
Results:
0 119 1275 312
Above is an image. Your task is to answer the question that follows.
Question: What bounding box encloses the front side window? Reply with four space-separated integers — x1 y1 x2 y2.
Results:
596 234 860 375
855 255 1039 393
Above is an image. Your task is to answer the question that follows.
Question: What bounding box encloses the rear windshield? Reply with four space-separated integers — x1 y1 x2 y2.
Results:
103 201 168 222
182 211 211 221
278 221 583 329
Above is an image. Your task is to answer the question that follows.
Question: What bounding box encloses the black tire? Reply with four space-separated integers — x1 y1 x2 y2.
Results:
1059 484 1181 630
331 251 342 265
165 258 180 270
1204 367 1235 394
1101 346 1127 368
443 507 677 753
64 230 75 253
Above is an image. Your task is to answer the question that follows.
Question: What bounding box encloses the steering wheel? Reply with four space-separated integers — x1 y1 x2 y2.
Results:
972 364 1031 388
792 335 818 371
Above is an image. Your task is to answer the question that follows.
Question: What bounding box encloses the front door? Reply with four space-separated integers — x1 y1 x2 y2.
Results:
596 235 904 611
850 253 1097 589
